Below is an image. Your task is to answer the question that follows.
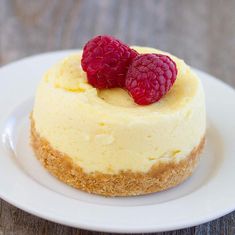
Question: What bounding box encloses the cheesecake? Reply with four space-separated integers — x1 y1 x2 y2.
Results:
31 44 206 196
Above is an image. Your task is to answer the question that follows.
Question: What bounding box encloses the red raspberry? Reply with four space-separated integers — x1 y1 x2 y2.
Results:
81 35 138 88
125 54 177 105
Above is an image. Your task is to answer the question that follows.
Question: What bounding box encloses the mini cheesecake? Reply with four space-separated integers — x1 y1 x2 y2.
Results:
31 46 206 196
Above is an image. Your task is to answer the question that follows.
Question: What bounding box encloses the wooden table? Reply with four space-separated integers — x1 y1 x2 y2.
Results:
0 0 235 234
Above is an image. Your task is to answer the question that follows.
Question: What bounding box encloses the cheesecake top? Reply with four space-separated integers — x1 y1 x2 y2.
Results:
44 47 197 115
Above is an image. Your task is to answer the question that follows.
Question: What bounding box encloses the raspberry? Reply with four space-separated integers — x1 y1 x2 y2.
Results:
125 54 177 105
81 35 138 88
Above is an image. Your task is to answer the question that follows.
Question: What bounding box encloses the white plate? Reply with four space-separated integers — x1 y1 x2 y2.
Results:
0 51 235 233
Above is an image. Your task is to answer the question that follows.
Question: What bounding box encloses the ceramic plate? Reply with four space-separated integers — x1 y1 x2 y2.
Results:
0 51 235 233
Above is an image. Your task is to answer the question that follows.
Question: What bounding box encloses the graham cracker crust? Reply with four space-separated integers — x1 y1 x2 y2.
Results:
30 119 205 197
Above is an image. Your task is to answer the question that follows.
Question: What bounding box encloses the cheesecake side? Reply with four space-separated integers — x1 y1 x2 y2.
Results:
31 119 205 196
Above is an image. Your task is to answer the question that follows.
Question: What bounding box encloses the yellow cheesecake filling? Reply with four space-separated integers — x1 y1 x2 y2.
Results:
32 47 206 174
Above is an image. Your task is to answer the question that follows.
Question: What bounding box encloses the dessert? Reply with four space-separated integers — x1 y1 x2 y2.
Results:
31 36 206 196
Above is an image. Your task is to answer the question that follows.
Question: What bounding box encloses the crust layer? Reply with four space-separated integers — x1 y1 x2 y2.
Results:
31 120 205 197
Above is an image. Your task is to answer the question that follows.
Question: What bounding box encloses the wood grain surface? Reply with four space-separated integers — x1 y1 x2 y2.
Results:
0 0 235 234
